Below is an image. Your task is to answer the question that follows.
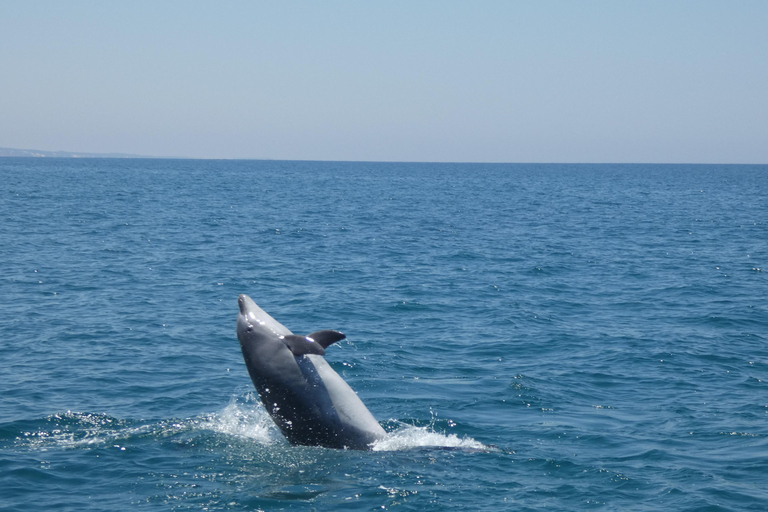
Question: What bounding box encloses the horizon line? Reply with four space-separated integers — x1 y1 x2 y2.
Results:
0 147 765 166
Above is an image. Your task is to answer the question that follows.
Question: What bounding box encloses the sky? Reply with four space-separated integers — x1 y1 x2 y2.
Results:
1 1 766 163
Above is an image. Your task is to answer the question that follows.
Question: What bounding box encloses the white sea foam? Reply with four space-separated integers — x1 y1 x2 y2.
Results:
198 396 493 452
372 423 489 452
197 395 279 445
201 394 493 451
17 396 490 454
18 411 163 451
17 394 279 451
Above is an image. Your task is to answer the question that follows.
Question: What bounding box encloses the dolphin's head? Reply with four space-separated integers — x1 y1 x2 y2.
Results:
237 294 293 345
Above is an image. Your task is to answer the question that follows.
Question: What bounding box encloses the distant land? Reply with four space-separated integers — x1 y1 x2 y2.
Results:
0 147 165 158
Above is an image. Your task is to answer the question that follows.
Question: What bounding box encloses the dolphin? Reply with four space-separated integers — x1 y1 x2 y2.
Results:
236 294 387 449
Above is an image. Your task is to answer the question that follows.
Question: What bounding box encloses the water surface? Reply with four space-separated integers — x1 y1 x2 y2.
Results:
1 159 766 510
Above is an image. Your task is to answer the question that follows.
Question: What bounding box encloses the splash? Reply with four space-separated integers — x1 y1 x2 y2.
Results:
372 423 490 452
13 411 168 451
202 394 493 452
10 393 281 452
197 393 281 445
9 394 492 453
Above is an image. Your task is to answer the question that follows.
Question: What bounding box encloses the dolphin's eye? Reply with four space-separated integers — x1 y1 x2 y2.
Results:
247 326 253 332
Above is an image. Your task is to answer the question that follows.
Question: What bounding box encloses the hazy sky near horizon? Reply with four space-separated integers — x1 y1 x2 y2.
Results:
2 1 766 163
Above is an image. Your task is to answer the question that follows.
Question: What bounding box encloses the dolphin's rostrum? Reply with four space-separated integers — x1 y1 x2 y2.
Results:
236 294 387 449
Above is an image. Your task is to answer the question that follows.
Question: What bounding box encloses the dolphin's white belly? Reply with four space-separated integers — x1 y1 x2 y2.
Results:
304 354 386 438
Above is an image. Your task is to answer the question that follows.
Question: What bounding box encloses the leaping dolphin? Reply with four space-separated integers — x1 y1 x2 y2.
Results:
236 294 387 449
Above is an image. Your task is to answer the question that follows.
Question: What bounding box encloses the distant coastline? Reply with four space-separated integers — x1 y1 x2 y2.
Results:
0 147 165 159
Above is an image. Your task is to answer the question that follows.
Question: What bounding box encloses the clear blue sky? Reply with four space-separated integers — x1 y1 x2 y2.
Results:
1 1 766 163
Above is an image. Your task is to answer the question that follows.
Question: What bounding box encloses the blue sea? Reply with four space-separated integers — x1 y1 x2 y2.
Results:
1 158 766 511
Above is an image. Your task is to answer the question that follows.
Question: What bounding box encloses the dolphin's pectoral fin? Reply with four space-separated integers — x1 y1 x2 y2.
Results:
282 335 327 356
307 330 346 349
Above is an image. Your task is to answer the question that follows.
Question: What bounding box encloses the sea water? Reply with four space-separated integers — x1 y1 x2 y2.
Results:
0 158 766 511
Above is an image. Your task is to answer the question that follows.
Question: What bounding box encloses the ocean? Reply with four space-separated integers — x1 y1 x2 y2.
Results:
0 158 766 511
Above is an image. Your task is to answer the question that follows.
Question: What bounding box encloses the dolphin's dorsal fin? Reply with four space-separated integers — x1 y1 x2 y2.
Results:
307 330 346 349
282 335 326 356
